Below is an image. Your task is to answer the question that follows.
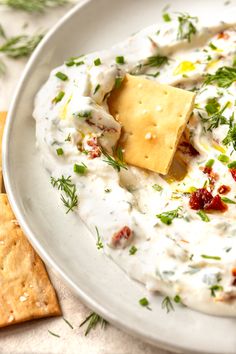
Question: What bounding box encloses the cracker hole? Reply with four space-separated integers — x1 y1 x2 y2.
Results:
164 91 168 95
138 100 142 104
144 155 149 159
152 123 157 127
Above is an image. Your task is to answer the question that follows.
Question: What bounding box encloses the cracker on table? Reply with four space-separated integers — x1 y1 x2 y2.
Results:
108 74 195 175
0 194 61 328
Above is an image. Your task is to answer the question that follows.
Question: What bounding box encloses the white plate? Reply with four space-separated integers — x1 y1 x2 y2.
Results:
3 0 236 353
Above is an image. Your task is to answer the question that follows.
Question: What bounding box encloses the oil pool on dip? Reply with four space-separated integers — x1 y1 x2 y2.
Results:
33 10 236 316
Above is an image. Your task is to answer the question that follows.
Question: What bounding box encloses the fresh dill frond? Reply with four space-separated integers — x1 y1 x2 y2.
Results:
0 33 44 58
204 66 236 88
199 101 230 132
161 296 174 313
51 175 78 213
102 147 127 172
144 55 169 68
223 114 236 150
0 58 6 76
48 329 60 338
0 24 6 39
79 312 107 336
0 0 68 12
177 12 198 42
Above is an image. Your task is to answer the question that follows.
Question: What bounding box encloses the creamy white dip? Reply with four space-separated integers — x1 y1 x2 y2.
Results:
34 11 236 316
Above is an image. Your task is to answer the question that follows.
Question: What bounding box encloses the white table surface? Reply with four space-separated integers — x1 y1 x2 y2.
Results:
0 2 172 354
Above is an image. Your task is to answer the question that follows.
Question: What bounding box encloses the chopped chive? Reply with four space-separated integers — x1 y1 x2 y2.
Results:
114 77 123 89
221 196 236 204
129 245 137 255
52 91 65 104
74 163 87 175
173 295 181 303
139 297 150 309
116 56 125 64
65 60 75 67
93 84 100 95
209 42 217 50
152 184 163 192
55 71 68 81
205 159 214 168
162 13 171 22
209 284 223 297
56 148 64 156
218 154 229 163
104 188 111 193
76 61 85 66
201 254 221 260
228 161 236 168
161 296 174 313
94 58 101 66
197 210 210 222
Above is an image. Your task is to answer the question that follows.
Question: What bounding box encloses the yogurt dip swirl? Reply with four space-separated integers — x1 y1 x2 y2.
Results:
34 11 236 316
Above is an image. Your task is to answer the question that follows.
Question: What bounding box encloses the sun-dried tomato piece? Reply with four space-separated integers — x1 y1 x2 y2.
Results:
87 137 101 159
232 268 236 277
189 188 213 210
111 226 133 248
229 168 236 181
189 188 227 212
204 195 227 212
217 31 230 40
217 185 231 194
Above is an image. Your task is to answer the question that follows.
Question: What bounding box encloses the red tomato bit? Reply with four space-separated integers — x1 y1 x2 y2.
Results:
229 168 236 182
217 185 231 194
189 188 227 212
111 226 133 248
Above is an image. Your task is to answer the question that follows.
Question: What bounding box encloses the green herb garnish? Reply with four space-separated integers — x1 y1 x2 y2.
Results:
204 66 236 88
95 226 103 250
221 196 236 204
218 154 229 163
209 42 217 50
156 207 182 225
139 297 150 309
201 254 221 261
114 77 123 89
144 55 169 68
74 110 92 118
177 12 198 42
51 175 78 213
93 84 100 95
55 71 68 81
116 55 125 64
0 0 67 12
56 147 64 156
209 284 223 297
48 330 60 338
205 97 220 115
79 312 107 336
94 58 101 66
0 58 6 76
129 245 137 255
65 133 71 142
73 163 87 175
228 161 236 168
222 114 236 151
0 33 43 58
199 101 229 132
161 296 174 313
197 210 210 222
102 147 127 172
152 184 163 192
104 188 111 193
162 13 171 22
173 295 182 303
63 318 74 329
52 91 65 104
205 159 214 168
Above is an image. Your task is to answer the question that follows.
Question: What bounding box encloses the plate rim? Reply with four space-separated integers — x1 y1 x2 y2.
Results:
2 1 233 353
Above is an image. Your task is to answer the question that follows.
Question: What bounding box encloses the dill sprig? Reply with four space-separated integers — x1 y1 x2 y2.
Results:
204 66 236 88
51 175 78 213
177 12 198 42
0 33 44 58
199 101 229 132
102 146 127 172
0 58 6 76
0 0 68 12
79 312 107 336
223 113 236 150
161 296 174 313
144 55 169 68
